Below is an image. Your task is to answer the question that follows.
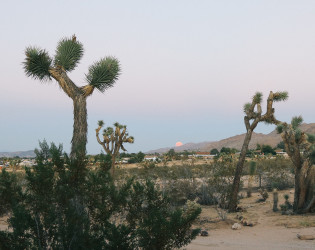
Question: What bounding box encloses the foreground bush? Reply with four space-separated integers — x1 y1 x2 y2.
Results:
0 141 201 249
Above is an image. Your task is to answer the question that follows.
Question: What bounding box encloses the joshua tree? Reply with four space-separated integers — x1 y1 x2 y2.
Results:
276 116 315 213
228 91 288 212
23 35 120 159
96 120 134 175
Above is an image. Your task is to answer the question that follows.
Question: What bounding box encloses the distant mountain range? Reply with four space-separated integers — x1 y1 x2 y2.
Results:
3 123 315 157
146 123 315 154
0 150 35 158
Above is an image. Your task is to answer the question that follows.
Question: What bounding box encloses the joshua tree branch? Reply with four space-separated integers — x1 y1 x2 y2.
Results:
80 84 95 97
49 67 79 99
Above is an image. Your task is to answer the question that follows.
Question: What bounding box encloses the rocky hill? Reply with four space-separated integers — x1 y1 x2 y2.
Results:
0 150 35 158
146 123 315 154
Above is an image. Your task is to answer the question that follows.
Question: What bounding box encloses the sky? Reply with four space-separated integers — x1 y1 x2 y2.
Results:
1 0 315 154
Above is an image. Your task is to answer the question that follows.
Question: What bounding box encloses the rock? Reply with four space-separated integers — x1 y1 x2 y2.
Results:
235 213 243 220
200 230 209 236
240 218 254 227
242 220 248 226
297 234 315 240
232 223 242 230
236 206 246 212
282 210 294 215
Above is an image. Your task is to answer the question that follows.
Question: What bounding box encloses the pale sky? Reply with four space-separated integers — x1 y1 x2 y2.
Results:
1 0 315 154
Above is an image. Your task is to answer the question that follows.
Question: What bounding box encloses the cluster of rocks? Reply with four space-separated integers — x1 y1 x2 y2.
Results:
232 214 254 230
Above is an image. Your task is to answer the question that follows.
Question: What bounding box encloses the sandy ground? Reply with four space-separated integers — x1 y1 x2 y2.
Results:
186 190 315 250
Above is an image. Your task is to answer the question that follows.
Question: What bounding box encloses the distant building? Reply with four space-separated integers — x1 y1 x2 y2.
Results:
19 159 35 167
193 152 214 159
275 149 288 157
144 155 159 161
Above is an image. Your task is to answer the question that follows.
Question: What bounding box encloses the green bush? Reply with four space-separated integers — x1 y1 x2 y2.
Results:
257 157 294 191
0 141 201 250
201 154 237 208
162 179 199 205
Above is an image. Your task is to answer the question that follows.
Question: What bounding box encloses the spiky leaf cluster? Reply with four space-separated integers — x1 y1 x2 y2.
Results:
291 116 303 129
243 103 251 113
103 127 114 137
85 57 120 92
98 120 104 127
253 92 263 104
23 47 52 81
276 124 284 134
113 122 126 130
273 91 288 102
54 37 84 72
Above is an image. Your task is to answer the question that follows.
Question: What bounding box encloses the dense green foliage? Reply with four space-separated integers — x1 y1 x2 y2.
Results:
220 147 237 154
23 47 52 81
126 152 145 164
261 145 276 155
85 57 120 92
0 142 201 249
210 148 219 155
276 141 285 150
54 36 84 72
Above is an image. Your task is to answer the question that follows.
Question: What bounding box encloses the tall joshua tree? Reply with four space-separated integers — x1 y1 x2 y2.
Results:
23 35 120 159
96 121 134 176
276 116 315 213
228 91 288 212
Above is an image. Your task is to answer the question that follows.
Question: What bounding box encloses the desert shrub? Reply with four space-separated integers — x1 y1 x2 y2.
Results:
200 154 237 208
0 142 201 250
140 161 157 170
197 181 217 205
258 157 294 191
280 194 293 212
265 173 294 191
162 178 199 205
258 188 269 201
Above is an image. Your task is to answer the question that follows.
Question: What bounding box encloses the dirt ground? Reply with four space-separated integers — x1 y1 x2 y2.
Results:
186 189 315 250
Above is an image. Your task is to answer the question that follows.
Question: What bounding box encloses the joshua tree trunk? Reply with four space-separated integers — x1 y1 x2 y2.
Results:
111 155 116 176
293 161 315 213
278 120 315 213
71 96 88 159
228 130 253 211
26 64 92 159
49 68 91 159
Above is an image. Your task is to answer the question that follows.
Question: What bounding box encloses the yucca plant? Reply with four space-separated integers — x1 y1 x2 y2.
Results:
23 35 120 159
247 161 257 197
96 120 134 176
228 91 288 212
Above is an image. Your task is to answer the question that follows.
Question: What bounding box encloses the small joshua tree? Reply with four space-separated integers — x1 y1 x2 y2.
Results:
247 161 256 197
273 189 279 212
276 116 315 213
23 35 120 159
228 91 288 212
96 120 134 175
